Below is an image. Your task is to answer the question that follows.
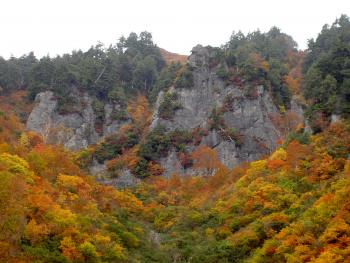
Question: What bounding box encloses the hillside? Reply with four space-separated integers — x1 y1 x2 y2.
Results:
1 94 350 262
159 48 188 65
0 15 350 263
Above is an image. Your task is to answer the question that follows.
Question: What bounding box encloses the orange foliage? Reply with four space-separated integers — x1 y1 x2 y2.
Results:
107 145 140 174
271 110 303 138
285 50 304 96
128 95 152 133
191 146 223 175
250 52 270 72
159 48 187 65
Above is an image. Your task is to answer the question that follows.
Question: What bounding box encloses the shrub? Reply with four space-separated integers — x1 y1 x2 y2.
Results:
225 51 237 67
111 109 129 122
208 107 225 130
94 127 139 163
158 92 182 120
138 125 171 161
92 98 105 134
133 158 150 179
174 64 194 89
168 129 193 151
284 130 310 146
216 65 229 81
221 127 243 147
149 62 182 102
209 47 225 69
107 87 127 106
56 95 79 115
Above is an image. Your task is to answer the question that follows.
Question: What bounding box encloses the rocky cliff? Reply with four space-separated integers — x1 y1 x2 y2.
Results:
151 45 284 175
26 45 303 178
26 88 129 151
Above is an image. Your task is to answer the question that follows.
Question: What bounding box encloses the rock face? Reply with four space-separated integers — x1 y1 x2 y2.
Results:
26 45 301 178
151 45 283 175
26 89 129 151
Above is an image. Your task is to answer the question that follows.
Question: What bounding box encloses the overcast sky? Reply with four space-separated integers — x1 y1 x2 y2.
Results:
0 0 349 58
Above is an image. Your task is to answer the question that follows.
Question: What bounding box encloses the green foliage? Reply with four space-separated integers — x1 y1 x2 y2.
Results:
79 241 99 262
0 32 165 109
284 130 311 145
168 129 193 152
208 47 225 68
56 95 79 115
158 92 182 120
107 86 127 106
110 109 129 122
135 127 197 177
303 15 350 120
92 98 105 133
0 53 37 95
138 125 171 161
215 65 229 81
22 244 69 263
208 107 225 130
94 127 139 163
174 64 194 89
133 158 151 179
208 107 243 146
223 27 296 107
149 62 182 102
222 127 243 147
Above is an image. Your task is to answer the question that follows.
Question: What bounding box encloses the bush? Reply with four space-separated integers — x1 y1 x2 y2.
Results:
133 158 150 179
221 127 243 147
92 98 105 133
107 87 127 107
285 130 310 145
209 47 225 68
94 127 139 163
174 64 194 89
168 129 193 152
158 92 182 120
149 62 182 102
216 65 229 81
138 125 171 161
111 109 129 122
208 107 225 130
56 95 79 115
225 51 237 67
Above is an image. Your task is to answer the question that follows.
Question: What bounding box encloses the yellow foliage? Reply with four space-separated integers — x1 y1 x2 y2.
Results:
127 95 152 131
57 173 85 186
250 160 267 171
312 251 344 263
24 219 50 244
46 205 77 230
0 153 34 182
60 236 82 261
110 243 127 261
19 133 29 147
270 148 287 161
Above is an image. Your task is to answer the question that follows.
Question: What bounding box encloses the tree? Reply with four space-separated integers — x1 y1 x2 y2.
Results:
191 146 221 175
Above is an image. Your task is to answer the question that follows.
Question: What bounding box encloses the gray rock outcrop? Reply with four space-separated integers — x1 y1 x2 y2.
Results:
26 45 305 179
26 89 129 151
151 45 283 175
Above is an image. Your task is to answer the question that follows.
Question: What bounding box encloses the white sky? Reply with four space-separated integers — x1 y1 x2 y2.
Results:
0 0 349 58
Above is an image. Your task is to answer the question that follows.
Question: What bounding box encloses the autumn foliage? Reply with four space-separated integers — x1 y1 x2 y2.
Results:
2 93 350 262
134 122 350 262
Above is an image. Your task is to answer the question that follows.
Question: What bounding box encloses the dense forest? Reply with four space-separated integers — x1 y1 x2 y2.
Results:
0 15 350 263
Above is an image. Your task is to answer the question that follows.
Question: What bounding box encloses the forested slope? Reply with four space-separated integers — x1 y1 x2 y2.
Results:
0 14 350 263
